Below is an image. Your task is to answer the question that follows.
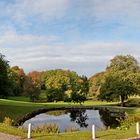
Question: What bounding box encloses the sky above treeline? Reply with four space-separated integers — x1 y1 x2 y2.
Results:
0 0 140 77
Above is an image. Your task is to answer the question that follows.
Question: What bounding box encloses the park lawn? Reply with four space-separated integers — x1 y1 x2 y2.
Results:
2 98 140 114
8 96 30 102
0 98 140 122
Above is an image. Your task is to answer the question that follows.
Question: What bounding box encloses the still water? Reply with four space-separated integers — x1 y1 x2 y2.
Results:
22 109 120 132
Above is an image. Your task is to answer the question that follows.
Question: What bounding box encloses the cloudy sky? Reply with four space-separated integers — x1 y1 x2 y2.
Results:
1 0 140 76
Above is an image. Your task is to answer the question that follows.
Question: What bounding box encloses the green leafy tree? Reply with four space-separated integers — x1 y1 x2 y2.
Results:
46 88 63 102
0 53 11 97
106 55 139 72
43 69 79 102
10 66 26 96
98 55 140 106
71 76 88 104
127 72 140 94
99 71 136 106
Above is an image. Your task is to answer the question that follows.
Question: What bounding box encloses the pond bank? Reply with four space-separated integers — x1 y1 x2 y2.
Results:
14 106 126 127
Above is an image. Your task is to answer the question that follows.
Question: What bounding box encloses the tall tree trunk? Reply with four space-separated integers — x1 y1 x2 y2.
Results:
120 95 125 107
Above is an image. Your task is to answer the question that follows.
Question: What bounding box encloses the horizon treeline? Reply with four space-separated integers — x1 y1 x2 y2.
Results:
1 53 140 105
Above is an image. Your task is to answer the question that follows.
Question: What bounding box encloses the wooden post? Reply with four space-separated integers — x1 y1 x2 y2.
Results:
28 123 32 139
136 122 139 135
92 124 95 140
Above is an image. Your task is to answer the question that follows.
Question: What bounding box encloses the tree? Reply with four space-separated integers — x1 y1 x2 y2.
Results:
98 55 140 106
71 76 88 104
98 71 136 106
106 55 139 72
0 53 11 97
43 69 80 102
10 66 26 96
89 72 105 97
28 71 42 89
46 88 63 102
23 76 41 102
127 72 140 94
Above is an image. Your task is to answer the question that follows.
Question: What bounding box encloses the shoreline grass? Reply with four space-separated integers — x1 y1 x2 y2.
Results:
0 123 138 140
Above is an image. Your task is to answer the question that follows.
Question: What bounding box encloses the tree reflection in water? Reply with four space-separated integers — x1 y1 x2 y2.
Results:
69 109 88 128
99 108 124 128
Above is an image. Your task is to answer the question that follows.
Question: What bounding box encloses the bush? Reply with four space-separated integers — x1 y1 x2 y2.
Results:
64 127 79 132
33 123 59 134
3 117 13 126
124 98 140 107
119 113 140 130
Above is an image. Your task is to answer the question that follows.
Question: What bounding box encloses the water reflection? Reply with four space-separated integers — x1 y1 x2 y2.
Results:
99 109 120 128
69 110 88 128
22 108 123 132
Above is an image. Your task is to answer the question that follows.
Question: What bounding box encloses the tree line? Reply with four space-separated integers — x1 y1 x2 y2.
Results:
1 53 140 106
0 53 88 103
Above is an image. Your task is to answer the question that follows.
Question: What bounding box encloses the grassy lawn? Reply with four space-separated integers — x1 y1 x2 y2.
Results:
0 97 140 123
0 123 138 140
0 98 140 139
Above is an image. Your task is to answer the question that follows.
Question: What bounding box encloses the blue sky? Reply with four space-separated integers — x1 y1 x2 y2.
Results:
1 0 140 76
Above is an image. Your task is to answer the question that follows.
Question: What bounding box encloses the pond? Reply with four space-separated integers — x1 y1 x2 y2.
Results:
21 109 123 132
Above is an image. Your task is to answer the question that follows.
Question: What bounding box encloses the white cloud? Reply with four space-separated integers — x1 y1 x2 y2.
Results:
0 28 59 47
1 34 140 76
1 0 140 76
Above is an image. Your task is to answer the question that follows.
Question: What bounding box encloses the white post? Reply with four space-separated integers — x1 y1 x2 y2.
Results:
136 122 139 135
92 124 96 140
28 123 32 139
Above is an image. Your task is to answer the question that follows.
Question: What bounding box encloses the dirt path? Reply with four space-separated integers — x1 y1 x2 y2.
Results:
0 132 21 140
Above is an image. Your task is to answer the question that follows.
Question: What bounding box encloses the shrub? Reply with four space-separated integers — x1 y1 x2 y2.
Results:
125 98 140 107
33 123 59 134
64 127 79 132
3 117 13 126
119 114 140 130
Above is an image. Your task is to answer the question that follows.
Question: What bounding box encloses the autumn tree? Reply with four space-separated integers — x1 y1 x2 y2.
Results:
28 71 42 89
89 72 105 97
23 76 41 102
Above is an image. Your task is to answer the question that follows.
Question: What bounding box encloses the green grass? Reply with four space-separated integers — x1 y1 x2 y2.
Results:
0 98 140 139
0 123 138 140
0 98 140 122
8 96 30 102
35 126 137 140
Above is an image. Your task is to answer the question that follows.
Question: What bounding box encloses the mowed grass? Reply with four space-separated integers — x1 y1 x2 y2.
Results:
0 97 140 122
